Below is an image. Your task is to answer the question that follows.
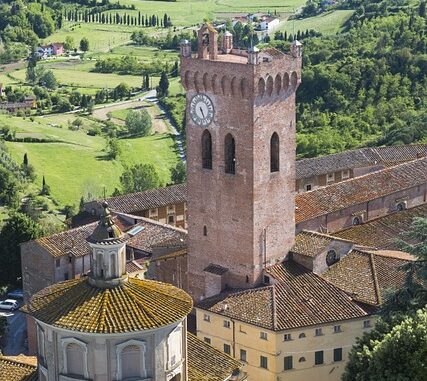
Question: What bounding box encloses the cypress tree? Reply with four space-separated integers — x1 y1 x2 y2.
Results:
141 15 144 26
23 153 28 166
163 13 168 27
138 11 141 25
127 14 130 25
156 16 159 26
145 15 148 26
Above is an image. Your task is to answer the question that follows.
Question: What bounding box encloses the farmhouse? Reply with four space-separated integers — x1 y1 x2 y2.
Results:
36 43 64 59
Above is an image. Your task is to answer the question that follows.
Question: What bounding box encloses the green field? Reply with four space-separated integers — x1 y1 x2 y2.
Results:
1 114 179 206
117 0 304 26
280 10 355 35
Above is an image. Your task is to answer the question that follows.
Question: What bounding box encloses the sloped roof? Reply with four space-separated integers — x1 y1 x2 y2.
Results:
295 157 427 223
0 356 38 381
333 204 427 250
295 144 427 179
23 277 193 333
290 230 352 257
100 183 187 214
322 249 414 305
29 215 184 259
198 261 368 330
187 333 243 381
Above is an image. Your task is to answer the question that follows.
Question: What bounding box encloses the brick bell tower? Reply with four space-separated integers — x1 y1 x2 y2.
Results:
181 24 302 300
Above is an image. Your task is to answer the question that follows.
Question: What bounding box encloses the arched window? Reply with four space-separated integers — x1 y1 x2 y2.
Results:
122 345 141 379
65 342 85 378
352 216 361 226
299 357 306 363
202 130 212 169
298 333 306 339
270 132 279 172
224 134 236 174
116 340 147 380
203 226 207 236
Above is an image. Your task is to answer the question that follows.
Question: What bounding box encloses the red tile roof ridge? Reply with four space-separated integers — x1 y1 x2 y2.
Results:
299 230 355 243
117 212 188 234
363 249 415 261
296 157 427 223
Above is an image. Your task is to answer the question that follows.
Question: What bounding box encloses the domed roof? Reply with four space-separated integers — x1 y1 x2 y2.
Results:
87 201 124 244
23 278 193 333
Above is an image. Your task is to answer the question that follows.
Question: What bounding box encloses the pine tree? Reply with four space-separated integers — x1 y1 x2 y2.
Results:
173 61 179 77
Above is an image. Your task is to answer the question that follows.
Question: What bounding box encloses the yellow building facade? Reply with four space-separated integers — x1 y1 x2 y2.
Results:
196 309 374 381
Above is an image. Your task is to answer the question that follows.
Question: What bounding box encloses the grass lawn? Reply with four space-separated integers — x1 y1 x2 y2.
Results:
45 22 134 53
280 10 355 35
2 114 179 206
12 60 144 90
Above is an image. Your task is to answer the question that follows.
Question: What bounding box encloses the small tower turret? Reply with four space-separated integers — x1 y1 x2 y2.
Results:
87 202 127 288
291 40 303 58
180 39 192 58
247 45 260 65
221 31 233 54
197 23 218 60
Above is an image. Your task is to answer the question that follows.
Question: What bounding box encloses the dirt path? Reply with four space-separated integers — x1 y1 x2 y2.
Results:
92 90 169 134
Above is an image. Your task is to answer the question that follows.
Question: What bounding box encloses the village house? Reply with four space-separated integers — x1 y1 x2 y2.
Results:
35 43 64 59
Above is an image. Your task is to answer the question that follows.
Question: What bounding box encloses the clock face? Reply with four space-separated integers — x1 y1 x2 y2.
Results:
189 94 214 127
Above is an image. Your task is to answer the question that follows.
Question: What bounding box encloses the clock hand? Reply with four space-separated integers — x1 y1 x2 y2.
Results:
199 106 205 118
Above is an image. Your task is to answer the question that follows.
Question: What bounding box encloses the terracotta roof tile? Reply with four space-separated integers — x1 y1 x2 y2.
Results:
100 183 187 214
198 261 368 330
295 158 427 223
0 356 38 381
187 333 243 381
28 216 184 259
23 278 193 333
296 144 427 179
333 204 427 249
322 249 413 305
291 231 336 257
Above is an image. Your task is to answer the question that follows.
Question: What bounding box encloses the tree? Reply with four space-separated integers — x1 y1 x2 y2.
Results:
106 137 121 160
125 109 152 136
63 204 76 219
115 82 131 99
26 58 37 83
156 71 169 98
39 69 57 89
170 161 186 184
172 61 179 77
381 217 427 317
23 153 28 166
41 175 50 195
343 309 427 381
0 212 43 286
0 166 20 207
120 164 162 194
80 37 89 52
64 36 75 51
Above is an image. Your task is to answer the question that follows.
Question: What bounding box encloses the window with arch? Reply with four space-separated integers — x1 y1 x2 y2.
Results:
299 357 306 363
224 134 236 174
298 333 306 339
352 216 362 226
202 130 212 169
61 338 88 379
203 225 207 236
116 340 147 381
270 132 279 172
